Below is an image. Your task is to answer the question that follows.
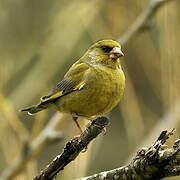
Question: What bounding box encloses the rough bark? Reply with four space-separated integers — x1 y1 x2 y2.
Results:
78 129 180 180
34 116 109 180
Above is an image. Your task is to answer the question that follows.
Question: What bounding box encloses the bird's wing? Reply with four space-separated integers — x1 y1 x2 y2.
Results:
41 60 89 102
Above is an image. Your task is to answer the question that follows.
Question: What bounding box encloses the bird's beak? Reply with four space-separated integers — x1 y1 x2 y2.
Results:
110 47 124 59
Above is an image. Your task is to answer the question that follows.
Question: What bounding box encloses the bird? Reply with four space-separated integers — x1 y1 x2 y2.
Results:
21 40 125 133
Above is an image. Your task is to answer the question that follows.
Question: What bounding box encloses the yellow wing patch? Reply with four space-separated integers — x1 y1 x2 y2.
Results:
40 80 85 103
41 91 63 102
40 60 89 103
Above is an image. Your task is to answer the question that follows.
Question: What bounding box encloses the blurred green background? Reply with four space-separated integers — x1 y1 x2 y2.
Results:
0 0 180 179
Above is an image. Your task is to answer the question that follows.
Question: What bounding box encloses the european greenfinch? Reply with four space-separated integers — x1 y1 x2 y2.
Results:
21 40 125 132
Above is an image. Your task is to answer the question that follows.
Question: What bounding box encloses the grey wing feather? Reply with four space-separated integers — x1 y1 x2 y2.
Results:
41 78 75 101
52 78 75 94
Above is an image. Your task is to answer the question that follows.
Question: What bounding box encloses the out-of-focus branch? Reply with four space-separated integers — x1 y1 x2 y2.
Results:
0 0 175 179
34 116 109 180
119 0 178 164
0 113 64 180
119 0 173 45
126 99 180 164
78 129 180 180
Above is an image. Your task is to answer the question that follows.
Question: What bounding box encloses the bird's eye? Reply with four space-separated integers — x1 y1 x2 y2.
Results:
100 46 113 53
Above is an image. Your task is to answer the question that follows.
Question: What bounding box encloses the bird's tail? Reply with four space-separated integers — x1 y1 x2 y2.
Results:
20 103 47 115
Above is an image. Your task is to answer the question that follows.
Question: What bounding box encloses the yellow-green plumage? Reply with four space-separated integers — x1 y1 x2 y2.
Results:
21 40 125 125
56 63 125 117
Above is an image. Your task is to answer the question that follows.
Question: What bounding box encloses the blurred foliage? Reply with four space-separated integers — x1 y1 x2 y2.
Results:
0 0 180 179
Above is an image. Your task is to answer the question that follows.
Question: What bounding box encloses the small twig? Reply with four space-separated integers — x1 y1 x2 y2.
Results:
34 116 109 180
78 129 180 180
119 0 173 45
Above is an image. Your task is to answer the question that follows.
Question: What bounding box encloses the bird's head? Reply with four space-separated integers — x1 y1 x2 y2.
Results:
84 40 124 69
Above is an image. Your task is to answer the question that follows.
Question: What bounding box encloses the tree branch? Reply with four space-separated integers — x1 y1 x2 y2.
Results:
119 0 173 45
78 129 180 180
1 1 176 180
34 116 109 180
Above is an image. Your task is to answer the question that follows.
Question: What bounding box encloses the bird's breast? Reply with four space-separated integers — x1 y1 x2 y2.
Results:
85 66 125 114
